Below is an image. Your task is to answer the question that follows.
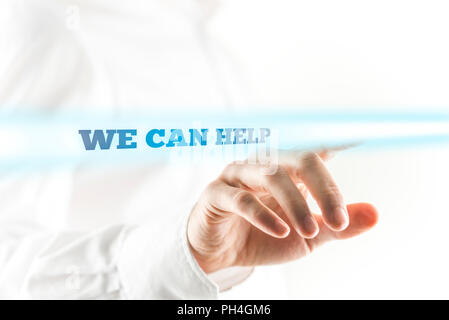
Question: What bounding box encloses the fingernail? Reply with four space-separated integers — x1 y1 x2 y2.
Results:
298 215 319 238
273 220 290 237
332 207 349 231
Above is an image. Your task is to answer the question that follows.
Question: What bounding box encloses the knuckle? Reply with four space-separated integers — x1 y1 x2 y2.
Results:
203 180 221 200
233 190 255 211
221 161 241 180
226 160 242 171
206 179 221 191
300 152 321 170
264 165 288 182
221 164 233 177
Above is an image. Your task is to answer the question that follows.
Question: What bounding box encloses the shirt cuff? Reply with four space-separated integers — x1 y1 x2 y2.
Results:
117 212 254 299
117 214 218 299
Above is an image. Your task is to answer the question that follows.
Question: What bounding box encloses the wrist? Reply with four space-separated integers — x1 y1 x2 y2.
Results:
187 237 231 274
187 205 237 274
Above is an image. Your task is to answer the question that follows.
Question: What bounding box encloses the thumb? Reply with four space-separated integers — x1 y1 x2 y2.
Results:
308 202 378 248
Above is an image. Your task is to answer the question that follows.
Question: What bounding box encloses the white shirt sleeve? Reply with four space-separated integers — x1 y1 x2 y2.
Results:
118 215 219 299
0 214 253 299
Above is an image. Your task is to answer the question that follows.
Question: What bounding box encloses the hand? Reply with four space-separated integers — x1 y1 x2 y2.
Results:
187 151 378 273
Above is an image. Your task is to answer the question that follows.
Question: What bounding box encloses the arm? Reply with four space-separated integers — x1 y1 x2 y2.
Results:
0 217 218 299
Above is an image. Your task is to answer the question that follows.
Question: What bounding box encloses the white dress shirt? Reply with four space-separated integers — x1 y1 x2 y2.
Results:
0 0 253 299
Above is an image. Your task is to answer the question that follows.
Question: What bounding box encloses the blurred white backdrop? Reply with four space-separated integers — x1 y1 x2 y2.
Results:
2 0 448 299
210 0 449 109
208 0 449 299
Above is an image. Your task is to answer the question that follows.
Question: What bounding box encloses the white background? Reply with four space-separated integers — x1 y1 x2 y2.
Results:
2 0 448 299
209 0 449 299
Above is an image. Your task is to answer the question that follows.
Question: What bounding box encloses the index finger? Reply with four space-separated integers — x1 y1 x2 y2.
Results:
284 152 349 231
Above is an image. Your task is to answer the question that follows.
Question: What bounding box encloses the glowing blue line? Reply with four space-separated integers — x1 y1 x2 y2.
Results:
0 109 448 172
